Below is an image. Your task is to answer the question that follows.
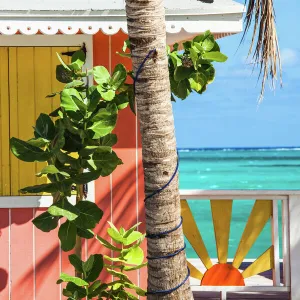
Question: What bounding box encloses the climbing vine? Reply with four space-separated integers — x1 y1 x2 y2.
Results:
9 30 226 299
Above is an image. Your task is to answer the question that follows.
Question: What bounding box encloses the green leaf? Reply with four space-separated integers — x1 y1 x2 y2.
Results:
188 72 207 92
176 79 191 100
123 231 144 246
79 146 101 156
169 52 182 67
52 123 66 152
58 221 77 252
66 170 102 185
106 269 130 281
69 254 84 274
93 66 110 85
56 52 71 71
202 51 228 62
46 92 60 98
182 41 192 50
97 85 115 101
212 42 221 52
103 255 125 263
32 211 60 232
84 254 103 282
193 33 206 44
56 65 73 83
201 35 215 51
48 198 80 221
61 88 85 117
203 66 216 84
73 201 103 229
88 104 118 139
10 137 52 162
36 165 70 178
57 273 89 287
63 282 87 299
124 283 146 296
77 228 94 239
71 50 86 70
107 227 123 244
126 292 139 300
172 42 179 52
101 134 117 147
55 150 78 165
34 113 56 140
88 282 108 298
19 182 59 194
114 93 129 110
128 86 135 115
189 47 199 70
91 150 123 176
88 86 101 112
110 64 127 90
123 262 148 272
174 66 193 82
124 246 144 265
117 51 131 58
123 223 142 238
96 235 121 252
123 40 131 52
49 107 61 117
64 80 84 89
88 280 101 294
193 42 204 53
27 138 50 148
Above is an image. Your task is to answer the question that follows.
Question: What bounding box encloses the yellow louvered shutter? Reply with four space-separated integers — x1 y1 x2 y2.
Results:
0 46 79 196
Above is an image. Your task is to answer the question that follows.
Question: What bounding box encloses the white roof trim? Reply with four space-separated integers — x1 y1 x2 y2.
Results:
0 12 243 36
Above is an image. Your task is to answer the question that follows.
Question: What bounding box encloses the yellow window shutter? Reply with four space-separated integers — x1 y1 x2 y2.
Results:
1 46 79 196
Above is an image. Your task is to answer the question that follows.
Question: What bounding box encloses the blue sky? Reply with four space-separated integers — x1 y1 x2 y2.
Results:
173 0 300 148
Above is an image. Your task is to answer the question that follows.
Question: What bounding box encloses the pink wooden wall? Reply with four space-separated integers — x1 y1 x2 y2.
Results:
0 31 146 299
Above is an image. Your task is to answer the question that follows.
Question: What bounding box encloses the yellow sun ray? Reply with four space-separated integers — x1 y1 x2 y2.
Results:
242 246 274 279
187 261 204 280
232 200 272 269
181 200 213 269
211 200 233 263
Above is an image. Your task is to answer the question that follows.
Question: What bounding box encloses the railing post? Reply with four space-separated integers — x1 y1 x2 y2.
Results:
288 195 300 299
221 290 227 300
282 198 291 287
271 199 281 286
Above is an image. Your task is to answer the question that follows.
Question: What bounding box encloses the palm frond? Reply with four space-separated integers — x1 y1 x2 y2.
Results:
242 0 282 102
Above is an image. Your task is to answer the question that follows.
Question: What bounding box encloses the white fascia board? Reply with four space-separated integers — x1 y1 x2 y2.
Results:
0 10 243 36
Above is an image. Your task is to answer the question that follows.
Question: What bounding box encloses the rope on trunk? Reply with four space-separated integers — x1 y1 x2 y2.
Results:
147 243 186 260
146 268 190 295
134 49 190 295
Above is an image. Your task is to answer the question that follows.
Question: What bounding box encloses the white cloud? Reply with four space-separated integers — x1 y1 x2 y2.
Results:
281 48 299 66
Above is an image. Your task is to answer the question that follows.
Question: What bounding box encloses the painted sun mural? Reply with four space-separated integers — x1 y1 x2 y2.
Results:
181 199 275 286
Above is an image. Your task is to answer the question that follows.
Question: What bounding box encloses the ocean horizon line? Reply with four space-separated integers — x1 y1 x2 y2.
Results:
178 146 300 151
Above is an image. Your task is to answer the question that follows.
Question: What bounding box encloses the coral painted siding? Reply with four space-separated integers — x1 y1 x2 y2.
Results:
91 31 147 288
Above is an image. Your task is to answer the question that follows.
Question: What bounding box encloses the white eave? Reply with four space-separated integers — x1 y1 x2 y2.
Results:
0 0 245 39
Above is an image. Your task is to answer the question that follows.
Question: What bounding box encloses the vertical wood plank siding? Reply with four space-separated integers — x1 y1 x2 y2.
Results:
0 48 10 196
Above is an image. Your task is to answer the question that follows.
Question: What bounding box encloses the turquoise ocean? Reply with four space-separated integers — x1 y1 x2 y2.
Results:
179 148 300 259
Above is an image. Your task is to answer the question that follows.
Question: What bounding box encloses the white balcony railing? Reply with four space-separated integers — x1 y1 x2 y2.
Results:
179 190 300 300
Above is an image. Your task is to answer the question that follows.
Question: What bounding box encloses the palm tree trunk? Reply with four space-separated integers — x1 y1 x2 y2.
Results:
125 0 193 299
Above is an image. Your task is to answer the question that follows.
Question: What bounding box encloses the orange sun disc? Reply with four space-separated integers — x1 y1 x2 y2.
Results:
201 263 245 286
